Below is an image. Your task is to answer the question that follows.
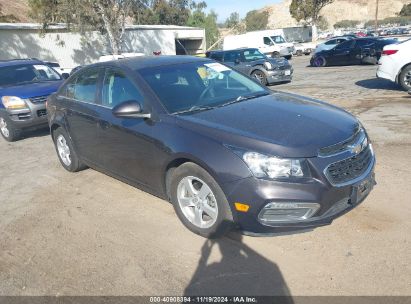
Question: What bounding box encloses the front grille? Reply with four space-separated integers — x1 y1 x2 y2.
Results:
325 146 373 185
278 65 291 70
18 113 31 120
29 95 48 104
319 127 362 156
37 109 47 117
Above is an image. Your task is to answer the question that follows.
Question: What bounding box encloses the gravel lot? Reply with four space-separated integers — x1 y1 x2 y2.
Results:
0 56 410 296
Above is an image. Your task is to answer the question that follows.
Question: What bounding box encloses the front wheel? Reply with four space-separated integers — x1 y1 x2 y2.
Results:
170 163 233 238
251 70 268 86
0 114 21 142
399 65 411 91
312 56 327 67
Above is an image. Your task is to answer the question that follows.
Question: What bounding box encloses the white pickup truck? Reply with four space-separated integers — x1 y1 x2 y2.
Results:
223 30 295 60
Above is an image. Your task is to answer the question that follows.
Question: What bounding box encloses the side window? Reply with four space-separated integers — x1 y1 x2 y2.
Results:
73 70 99 103
264 37 273 46
223 51 240 63
60 77 77 99
325 39 336 45
102 70 144 109
210 52 224 62
335 40 355 50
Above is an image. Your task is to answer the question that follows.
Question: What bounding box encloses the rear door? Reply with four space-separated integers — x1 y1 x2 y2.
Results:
59 68 102 163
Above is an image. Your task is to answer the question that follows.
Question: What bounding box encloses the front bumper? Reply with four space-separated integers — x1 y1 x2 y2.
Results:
0 99 48 129
266 67 293 84
221 153 376 235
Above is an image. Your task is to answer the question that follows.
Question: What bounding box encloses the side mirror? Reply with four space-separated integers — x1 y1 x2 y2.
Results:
112 100 151 119
62 73 70 79
234 58 241 64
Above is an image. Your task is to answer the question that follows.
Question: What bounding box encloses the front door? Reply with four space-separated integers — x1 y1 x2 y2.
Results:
95 68 156 187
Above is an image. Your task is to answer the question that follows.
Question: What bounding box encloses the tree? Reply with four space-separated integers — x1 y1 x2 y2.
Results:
187 5 219 49
29 0 140 55
289 0 334 25
224 12 240 28
317 15 329 30
398 3 411 17
245 10 269 32
0 3 19 22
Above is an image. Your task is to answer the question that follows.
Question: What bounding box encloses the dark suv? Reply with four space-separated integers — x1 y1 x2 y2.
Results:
47 56 375 238
0 59 63 141
206 48 293 85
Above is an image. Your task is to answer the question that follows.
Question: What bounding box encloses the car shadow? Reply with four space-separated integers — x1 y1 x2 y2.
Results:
184 230 293 300
20 127 50 140
355 78 403 91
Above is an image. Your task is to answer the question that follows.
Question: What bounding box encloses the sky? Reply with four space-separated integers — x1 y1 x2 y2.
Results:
204 0 282 23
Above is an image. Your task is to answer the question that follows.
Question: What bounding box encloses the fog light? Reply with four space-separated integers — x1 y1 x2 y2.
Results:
258 202 320 223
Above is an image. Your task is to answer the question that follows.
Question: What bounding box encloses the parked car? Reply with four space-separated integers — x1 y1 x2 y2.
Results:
0 59 63 141
311 38 398 67
44 61 71 78
315 36 353 53
293 43 313 56
47 56 376 238
377 38 411 91
206 48 293 85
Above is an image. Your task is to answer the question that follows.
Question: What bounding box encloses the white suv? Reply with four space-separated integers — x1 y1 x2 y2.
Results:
377 39 411 91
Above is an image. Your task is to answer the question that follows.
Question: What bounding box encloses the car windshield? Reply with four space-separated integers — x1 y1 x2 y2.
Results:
271 36 286 44
243 49 267 62
139 61 269 114
0 64 61 87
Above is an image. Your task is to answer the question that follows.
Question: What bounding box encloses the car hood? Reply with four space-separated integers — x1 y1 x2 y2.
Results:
175 92 359 158
0 80 63 99
251 57 290 67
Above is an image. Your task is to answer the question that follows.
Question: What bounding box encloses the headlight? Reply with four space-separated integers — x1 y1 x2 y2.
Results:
1 96 28 110
263 62 273 70
243 152 306 179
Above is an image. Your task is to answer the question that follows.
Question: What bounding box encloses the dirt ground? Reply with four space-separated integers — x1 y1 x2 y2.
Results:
0 56 410 296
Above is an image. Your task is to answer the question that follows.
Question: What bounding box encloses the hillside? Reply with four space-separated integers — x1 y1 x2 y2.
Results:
263 0 410 29
0 0 31 22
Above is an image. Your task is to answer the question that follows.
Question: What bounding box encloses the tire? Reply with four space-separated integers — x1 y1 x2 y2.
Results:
0 113 21 142
169 162 234 238
251 70 268 86
53 127 86 172
312 56 327 67
296 50 303 56
271 52 280 58
399 65 411 91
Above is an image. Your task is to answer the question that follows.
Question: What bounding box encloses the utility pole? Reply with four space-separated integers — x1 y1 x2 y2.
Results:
375 0 379 32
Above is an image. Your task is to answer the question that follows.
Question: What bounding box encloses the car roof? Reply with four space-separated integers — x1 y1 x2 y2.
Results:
85 55 213 71
0 59 44 68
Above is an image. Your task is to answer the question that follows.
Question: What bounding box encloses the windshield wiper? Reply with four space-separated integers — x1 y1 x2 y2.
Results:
219 92 270 108
172 105 216 115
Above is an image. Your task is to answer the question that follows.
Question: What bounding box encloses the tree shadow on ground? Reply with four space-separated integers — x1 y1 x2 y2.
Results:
355 78 403 91
184 231 293 301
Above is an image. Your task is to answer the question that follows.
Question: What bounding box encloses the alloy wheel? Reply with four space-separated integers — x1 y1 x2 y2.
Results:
177 176 218 229
56 134 72 166
404 70 411 87
0 118 9 138
253 71 265 84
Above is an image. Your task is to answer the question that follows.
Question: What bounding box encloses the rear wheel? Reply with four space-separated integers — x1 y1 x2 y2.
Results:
0 114 21 142
169 163 233 238
251 70 267 85
296 50 303 56
53 127 86 172
399 65 411 91
271 51 280 58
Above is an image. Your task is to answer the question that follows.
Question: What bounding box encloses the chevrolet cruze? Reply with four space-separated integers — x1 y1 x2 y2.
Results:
47 56 376 238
